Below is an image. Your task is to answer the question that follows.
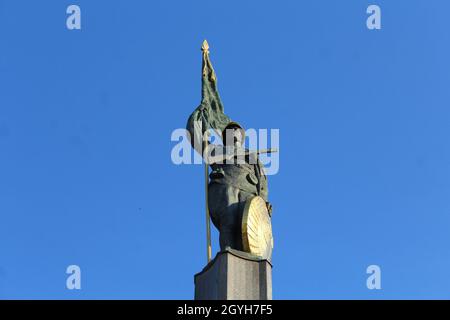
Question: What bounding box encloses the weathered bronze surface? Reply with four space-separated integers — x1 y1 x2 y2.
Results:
187 40 274 261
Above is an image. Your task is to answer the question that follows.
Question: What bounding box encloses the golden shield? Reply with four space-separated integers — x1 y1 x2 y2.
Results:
241 196 273 260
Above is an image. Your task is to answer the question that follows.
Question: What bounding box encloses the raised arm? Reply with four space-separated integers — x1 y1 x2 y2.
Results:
186 40 231 157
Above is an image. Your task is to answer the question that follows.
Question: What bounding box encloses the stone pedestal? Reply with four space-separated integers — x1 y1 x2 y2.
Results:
194 248 272 300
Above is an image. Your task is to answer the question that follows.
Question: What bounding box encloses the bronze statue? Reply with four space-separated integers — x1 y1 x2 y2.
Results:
187 41 274 261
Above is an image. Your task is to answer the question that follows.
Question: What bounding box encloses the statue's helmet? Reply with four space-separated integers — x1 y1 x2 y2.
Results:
222 121 245 146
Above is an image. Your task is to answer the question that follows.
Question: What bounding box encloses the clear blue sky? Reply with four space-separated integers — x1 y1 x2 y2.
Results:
1 0 449 299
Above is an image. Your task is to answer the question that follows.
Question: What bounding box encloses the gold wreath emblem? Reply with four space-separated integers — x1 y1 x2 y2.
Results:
241 196 274 260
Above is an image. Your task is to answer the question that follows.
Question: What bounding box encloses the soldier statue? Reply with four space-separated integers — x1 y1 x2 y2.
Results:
186 41 274 259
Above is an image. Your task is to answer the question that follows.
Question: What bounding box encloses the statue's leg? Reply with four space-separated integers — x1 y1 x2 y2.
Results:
218 187 240 251
219 189 255 252
222 200 242 251
208 183 240 251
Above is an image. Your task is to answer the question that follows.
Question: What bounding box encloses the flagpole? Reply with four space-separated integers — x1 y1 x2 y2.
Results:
201 39 212 264
204 162 212 263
